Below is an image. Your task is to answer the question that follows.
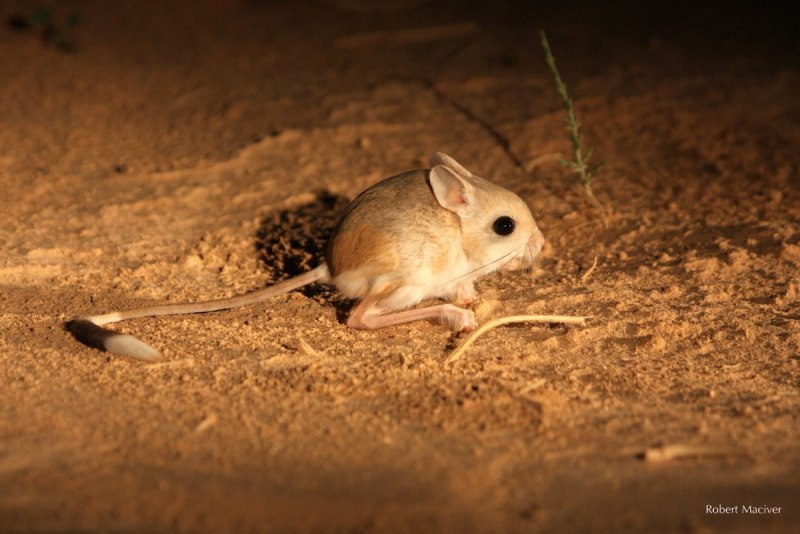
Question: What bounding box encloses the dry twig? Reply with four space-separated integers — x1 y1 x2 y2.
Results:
642 444 748 462
446 314 586 364
580 255 599 283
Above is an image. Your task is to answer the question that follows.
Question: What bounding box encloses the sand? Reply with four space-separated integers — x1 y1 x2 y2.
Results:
1 0 798 532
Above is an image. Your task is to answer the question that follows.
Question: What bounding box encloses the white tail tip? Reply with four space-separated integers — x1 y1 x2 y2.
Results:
104 334 162 362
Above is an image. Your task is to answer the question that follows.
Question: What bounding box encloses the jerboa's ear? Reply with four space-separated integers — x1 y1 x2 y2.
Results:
430 152 473 178
429 164 475 214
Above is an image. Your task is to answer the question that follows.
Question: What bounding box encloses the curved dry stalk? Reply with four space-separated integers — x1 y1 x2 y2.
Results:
445 314 586 364
580 255 599 283
643 444 748 462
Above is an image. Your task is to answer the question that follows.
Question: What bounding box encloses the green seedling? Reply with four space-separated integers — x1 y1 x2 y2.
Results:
540 30 609 225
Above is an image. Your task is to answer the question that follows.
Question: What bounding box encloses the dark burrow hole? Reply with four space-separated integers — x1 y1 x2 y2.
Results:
255 191 350 302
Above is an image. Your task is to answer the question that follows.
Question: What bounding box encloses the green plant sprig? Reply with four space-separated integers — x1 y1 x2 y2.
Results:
539 30 609 225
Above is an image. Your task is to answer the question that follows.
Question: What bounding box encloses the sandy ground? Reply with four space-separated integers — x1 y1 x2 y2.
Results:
1 0 798 532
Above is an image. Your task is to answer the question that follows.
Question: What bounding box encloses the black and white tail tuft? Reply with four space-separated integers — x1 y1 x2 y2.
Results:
66 319 162 362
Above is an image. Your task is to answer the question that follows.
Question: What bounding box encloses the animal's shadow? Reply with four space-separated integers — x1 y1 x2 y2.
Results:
255 191 352 322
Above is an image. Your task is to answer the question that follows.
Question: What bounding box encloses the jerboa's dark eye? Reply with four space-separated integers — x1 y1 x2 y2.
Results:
492 216 515 236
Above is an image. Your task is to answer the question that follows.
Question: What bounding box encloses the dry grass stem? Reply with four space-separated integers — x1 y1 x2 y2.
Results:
643 444 748 462
194 413 219 434
297 337 324 357
580 255 599 283
523 152 563 172
446 314 587 364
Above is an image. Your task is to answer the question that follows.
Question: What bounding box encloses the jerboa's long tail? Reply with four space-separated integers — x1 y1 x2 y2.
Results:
66 265 329 362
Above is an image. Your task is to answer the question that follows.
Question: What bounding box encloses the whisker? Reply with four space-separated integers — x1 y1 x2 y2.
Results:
436 250 515 291
525 241 535 275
